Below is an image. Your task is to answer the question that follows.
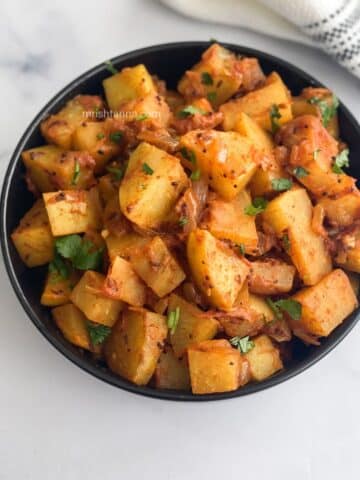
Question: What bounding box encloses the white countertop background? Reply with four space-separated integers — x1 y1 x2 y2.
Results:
1 1 359 479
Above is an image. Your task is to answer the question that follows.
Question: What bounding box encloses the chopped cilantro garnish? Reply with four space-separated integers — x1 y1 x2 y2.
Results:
293 166 309 178
201 72 213 85
270 104 281 134
177 105 205 118
308 95 339 127
190 169 201 181
244 197 268 216
179 217 188 227
71 160 80 186
136 113 149 121
332 148 349 174
106 166 124 181
207 91 217 102
237 243 246 255
180 147 196 164
55 235 104 271
96 132 105 140
104 60 118 75
109 131 123 144
142 163 154 175
230 336 255 353
266 298 302 321
87 322 111 345
282 233 290 252
272 178 293 191
167 307 180 335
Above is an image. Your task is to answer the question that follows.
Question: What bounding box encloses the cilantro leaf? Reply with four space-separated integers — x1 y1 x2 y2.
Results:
282 233 290 252
201 72 213 85
109 131 123 144
104 60 118 75
308 95 339 127
244 197 268 216
48 252 69 280
190 169 201 181
230 336 255 353
56 235 82 260
270 104 281 134
142 163 154 175
179 217 188 227
71 160 80 185
266 298 302 321
332 149 349 174
180 147 196 164
293 166 309 178
106 165 124 181
237 243 246 255
177 105 206 118
207 92 217 102
96 132 105 140
272 178 293 191
87 322 111 345
54 235 103 271
136 113 149 121
167 307 180 335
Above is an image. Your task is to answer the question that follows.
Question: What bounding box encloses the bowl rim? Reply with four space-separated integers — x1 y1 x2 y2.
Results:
1 40 360 401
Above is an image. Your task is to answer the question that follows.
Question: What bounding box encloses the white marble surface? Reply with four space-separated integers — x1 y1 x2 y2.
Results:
1 1 360 479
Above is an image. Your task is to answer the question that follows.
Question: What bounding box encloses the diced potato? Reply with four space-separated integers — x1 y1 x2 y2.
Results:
52 303 92 350
336 227 360 273
118 93 171 128
40 95 103 149
119 142 188 229
11 199 53 267
70 271 123 326
22 146 96 193
104 307 167 385
187 229 250 310
104 233 148 263
180 130 259 201
224 111 274 154
220 72 292 132
201 190 258 253
293 269 358 337
248 294 275 323
72 120 123 173
188 339 250 394
244 334 283 381
178 44 243 108
103 195 131 237
154 346 191 390
41 270 79 307
319 192 360 228
248 258 296 295
98 173 120 204
103 256 146 306
167 294 219 358
103 64 156 111
43 187 102 236
249 154 288 197
130 236 186 297
262 187 332 285
217 309 265 338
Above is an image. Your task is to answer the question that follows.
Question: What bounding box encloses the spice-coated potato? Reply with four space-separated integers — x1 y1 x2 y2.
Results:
244 334 283 381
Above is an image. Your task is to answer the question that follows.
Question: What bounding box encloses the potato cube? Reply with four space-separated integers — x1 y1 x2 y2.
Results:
248 258 296 295
41 270 79 307
40 95 103 149
336 226 360 273
319 192 360 228
167 294 219 358
43 187 102 236
180 130 259 201
220 72 292 132
119 142 188 229
187 229 250 310
178 44 243 108
103 64 156 111
70 271 123 326
103 256 146 306
154 346 191 390
98 173 120 204
52 303 92 351
22 146 96 193
188 339 250 394
293 269 358 337
118 93 171 128
130 236 186 297
249 154 288 198
200 190 258 253
104 307 167 385
262 187 332 285
244 334 283 381
11 199 54 267
105 233 148 263
248 294 275 323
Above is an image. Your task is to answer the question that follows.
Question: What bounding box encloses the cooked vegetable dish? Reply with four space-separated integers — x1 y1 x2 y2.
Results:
11 43 360 394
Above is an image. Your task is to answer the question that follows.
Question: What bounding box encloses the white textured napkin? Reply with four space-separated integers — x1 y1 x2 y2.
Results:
162 0 360 78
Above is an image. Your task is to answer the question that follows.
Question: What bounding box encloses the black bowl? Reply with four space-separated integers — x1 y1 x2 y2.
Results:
1 41 360 401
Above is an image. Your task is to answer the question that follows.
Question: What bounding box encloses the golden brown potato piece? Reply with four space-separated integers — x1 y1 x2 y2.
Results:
200 190 258 254
188 339 250 394
70 271 123 327
116 93 171 129
248 294 276 323
130 236 186 298
40 95 103 149
119 142 188 230
11 199 54 267
103 195 131 238
292 269 358 337
220 72 292 132
167 294 219 358
336 226 360 273
249 151 288 198
22 146 96 193
103 64 156 111
227 112 274 154
41 270 80 307
178 44 243 108
104 307 167 385
104 233 148 263
52 303 92 351
262 187 332 285
244 334 283 381
154 346 191 390
103 256 146 306
319 192 360 228
248 258 296 295
187 229 250 310
43 187 102 236
180 130 260 201
98 173 120 204
171 97 223 135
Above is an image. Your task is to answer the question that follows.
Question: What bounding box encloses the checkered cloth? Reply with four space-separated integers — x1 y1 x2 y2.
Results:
162 0 360 78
